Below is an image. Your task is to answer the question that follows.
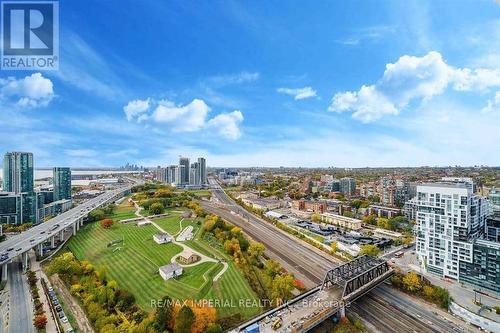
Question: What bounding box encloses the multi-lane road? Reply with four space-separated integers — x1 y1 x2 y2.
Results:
0 184 132 267
203 179 477 333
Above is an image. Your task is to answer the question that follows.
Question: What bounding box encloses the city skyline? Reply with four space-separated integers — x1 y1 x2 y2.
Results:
1 1 499 168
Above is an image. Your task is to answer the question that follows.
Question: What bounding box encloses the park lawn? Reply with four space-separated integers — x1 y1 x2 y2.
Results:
186 189 211 198
153 214 201 237
66 222 213 309
177 262 220 289
66 202 261 319
109 199 137 222
206 262 262 319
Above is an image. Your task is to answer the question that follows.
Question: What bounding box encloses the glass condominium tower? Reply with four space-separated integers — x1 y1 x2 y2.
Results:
3 152 34 193
53 167 72 201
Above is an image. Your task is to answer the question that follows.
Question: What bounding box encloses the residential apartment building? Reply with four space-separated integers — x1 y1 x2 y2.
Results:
3 152 33 193
415 182 488 280
179 157 190 184
339 177 356 196
53 167 72 201
458 239 500 293
291 200 327 213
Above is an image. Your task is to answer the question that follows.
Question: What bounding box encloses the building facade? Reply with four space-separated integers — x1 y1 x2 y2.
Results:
458 239 500 293
53 167 72 201
339 177 356 196
179 157 190 184
198 157 207 184
415 182 488 280
3 152 33 193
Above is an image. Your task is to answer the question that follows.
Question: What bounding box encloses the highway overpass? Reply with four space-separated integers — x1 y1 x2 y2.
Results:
0 184 133 280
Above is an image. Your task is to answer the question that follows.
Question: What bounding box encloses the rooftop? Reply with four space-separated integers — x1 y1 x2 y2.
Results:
159 263 182 274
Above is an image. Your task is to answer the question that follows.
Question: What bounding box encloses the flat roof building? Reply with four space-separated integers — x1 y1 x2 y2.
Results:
320 212 362 230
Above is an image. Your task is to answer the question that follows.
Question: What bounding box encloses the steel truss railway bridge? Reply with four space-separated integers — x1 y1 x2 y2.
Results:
234 255 394 333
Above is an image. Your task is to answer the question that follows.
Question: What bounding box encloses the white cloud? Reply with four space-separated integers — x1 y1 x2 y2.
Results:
0 73 54 107
207 110 244 140
277 86 317 100
123 98 150 121
482 91 500 113
329 51 500 122
205 71 260 86
122 98 244 139
329 85 398 123
152 99 209 132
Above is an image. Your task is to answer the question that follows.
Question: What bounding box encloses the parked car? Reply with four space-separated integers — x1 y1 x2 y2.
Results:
55 305 62 312
61 317 68 324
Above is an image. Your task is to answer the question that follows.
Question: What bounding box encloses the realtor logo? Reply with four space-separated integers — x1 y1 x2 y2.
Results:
1 1 59 70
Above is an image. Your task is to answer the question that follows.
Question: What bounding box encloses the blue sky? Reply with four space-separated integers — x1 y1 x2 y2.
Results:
1 0 500 167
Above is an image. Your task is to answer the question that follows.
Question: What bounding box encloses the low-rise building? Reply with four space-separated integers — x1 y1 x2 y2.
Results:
159 263 183 280
367 205 402 218
153 232 173 244
178 249 200 265
37 199 72 221
372 228 403 240
291 200 326 213
241 198 282 211
320 212 362 230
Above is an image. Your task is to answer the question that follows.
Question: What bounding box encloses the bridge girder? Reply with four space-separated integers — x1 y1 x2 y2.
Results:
321 255 392 299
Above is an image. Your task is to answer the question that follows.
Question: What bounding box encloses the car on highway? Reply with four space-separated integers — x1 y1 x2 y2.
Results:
6 247 13 252
16 247 22 251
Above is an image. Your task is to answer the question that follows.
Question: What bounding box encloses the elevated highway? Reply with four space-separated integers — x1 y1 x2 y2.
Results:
0 183 133 279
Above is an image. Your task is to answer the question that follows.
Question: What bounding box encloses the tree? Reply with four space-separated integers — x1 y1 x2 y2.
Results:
377 217 389 229
330 241 338 253
174 305 195 333
403 272 422 293
342 211 353 218
311 213 321 222
150 202 165 215
154 295 174 332
100 219 114 229
271 274 295 304
248 242 265 260
190 303 217 333
265 259 282 279
362 214 376 225
89 209 105 222
359 244 380 257
205 324 223 333
33 315 48 329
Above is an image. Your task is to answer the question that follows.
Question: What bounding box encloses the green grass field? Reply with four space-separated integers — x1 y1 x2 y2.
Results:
153 212 201 236
65 199 261 319
109 200 137 221
186 189 211 198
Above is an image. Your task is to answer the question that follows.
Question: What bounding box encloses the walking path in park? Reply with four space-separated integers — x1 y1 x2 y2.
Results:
131 200 228 281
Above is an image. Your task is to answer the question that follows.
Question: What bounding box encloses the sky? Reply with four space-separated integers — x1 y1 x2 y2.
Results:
1 0 500 168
